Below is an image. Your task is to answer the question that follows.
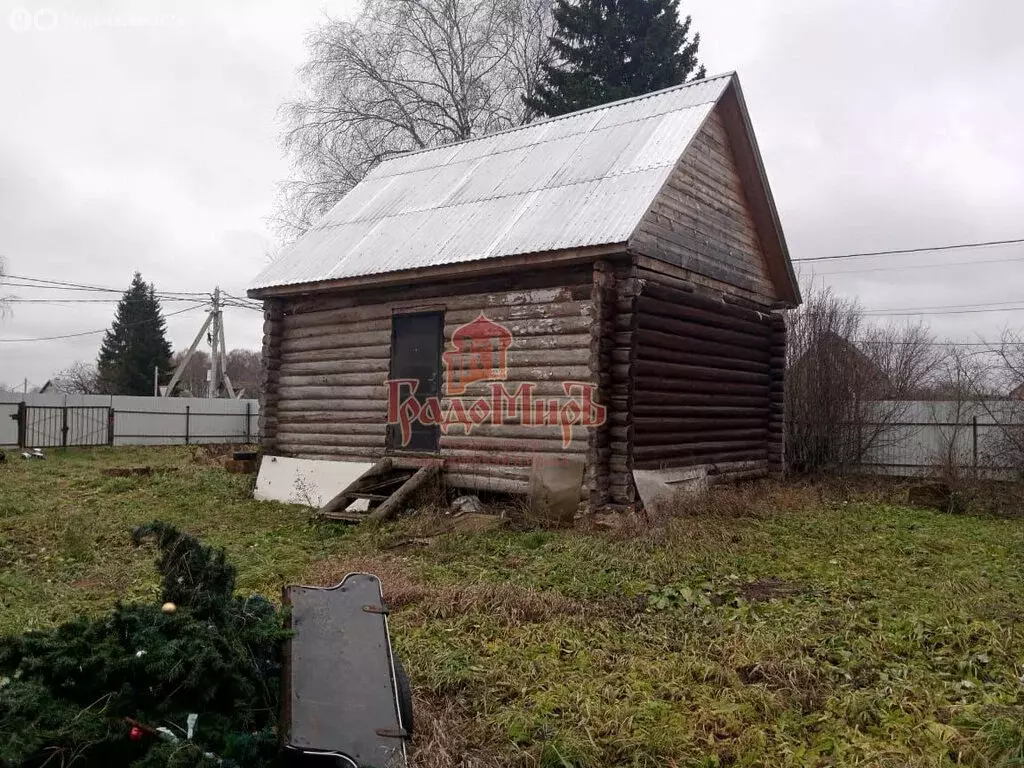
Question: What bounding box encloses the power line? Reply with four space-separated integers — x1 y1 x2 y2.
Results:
0 303 207 343
3 273 209 298
866 299 1024 314
866 307 1024 317
793 237 1024 263
5 297 205 305
798 253 1024 275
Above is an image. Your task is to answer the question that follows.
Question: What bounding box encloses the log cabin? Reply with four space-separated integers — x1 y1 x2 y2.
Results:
248 72 801 508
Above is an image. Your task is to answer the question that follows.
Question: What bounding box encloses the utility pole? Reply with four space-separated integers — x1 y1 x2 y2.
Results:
163 286 235 398
209 287 221 398
153 365 159 397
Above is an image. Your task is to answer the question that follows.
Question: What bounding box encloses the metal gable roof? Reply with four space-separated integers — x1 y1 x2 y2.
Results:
250 73 734 292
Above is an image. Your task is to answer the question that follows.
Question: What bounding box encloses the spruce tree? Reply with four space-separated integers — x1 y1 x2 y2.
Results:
97 273 173 396
525 0 706 117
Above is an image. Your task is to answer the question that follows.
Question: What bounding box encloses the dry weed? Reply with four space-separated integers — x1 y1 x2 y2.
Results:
410 692 513 768
305 554 428 608
422 582 586 625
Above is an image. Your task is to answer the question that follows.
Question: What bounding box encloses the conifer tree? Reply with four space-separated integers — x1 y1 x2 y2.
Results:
525 0 706 117
97 273 173 395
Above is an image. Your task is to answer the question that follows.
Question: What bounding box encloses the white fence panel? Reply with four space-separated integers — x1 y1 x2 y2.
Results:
847 400 1024 479
0 393 259 448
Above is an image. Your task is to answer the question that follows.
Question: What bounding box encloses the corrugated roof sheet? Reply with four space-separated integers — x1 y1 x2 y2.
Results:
250 73 734 291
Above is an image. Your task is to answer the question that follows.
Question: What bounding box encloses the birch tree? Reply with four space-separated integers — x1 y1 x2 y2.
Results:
275 0 553 240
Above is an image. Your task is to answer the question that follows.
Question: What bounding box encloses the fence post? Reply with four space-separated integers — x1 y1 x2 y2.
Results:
185 405 191 445
61 406 69 448
245 401 251 444
972 415 978 479
107 407 115 446
16 401 26 448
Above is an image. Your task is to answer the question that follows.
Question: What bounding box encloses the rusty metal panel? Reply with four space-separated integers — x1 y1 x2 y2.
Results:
250 74 734 292
283 573 407 767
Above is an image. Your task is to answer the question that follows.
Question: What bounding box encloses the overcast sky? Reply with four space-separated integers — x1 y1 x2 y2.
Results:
1 0 1022 387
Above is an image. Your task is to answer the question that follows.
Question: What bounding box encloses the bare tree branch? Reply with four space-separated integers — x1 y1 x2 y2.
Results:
272 0 552 242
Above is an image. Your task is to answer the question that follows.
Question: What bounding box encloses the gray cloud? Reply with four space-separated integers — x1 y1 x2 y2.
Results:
1 0 1022 386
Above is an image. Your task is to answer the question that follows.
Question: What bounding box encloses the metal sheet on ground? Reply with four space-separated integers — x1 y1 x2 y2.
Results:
284 574 406 767
254 456 373 509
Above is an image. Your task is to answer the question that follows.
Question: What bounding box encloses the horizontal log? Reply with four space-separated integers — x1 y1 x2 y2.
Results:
264 410 386 425
277 359 387 376
284 316 391 340
444 473 529 495
634 329 770 363
631 378 770 397
638 277 773 325
277 385 388 400
275 444 384 459
633 359 770 386
281 330 391 353
633 428 768 447
637 310 768 351
443 315 592 340
630 391 770 408
439 435 588 454
273 432 386 448
632 449 768 470
283 299 594 334
280 345 391 364
270 422 385 436
637 294 770 338
288 281 592 315
277 400 388 413
629 417 767 433
618 347 769 374
277 373 386 388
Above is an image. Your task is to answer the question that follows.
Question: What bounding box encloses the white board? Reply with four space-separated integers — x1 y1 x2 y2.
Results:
254 456 374 510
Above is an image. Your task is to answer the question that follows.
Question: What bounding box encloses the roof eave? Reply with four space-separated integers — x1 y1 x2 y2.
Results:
724 76 802 307
247 242 629 299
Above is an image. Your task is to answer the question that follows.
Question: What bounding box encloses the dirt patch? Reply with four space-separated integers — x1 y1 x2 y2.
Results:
736 660 829 713
102 467 153 478
739 577 807 603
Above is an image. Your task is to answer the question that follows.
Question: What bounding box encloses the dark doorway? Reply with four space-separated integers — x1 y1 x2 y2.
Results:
387 311 443 452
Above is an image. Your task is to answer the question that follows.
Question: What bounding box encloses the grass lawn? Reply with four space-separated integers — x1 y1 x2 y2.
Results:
2 446 1024 767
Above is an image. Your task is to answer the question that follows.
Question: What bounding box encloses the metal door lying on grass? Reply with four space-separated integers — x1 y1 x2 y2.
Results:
17 405 113 448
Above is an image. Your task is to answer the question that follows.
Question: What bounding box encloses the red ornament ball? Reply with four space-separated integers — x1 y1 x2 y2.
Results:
129 725 143 741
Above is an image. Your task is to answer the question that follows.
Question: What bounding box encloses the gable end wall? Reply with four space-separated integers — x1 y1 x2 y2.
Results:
629 106 777 303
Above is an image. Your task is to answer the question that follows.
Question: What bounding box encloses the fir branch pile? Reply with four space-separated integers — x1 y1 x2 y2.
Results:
0 522 289 767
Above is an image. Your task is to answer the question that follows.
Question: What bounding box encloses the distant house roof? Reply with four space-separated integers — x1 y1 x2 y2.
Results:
250 72 795 299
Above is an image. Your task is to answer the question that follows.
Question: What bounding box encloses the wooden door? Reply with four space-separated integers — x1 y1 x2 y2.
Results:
387 311 443 452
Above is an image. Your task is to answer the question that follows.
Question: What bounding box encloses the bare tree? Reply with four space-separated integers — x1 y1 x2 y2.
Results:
0 256 11 319
50 362 105 395
169 349 211 397
786 286 941 474
275 0 553 239
978 329 1024 475
225 349 263 399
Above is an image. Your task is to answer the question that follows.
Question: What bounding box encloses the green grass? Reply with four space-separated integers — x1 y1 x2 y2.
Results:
2 447 1024 766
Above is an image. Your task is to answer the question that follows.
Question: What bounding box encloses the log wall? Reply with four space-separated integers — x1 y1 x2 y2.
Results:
262 266 602 495
625 267 782 488
629 105 778 303
259 298 283 453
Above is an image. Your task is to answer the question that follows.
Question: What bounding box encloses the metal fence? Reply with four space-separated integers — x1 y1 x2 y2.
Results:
1 394 260 449
794 400 1024 480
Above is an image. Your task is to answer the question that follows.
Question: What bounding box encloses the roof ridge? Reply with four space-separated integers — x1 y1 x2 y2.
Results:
377 71 736 167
